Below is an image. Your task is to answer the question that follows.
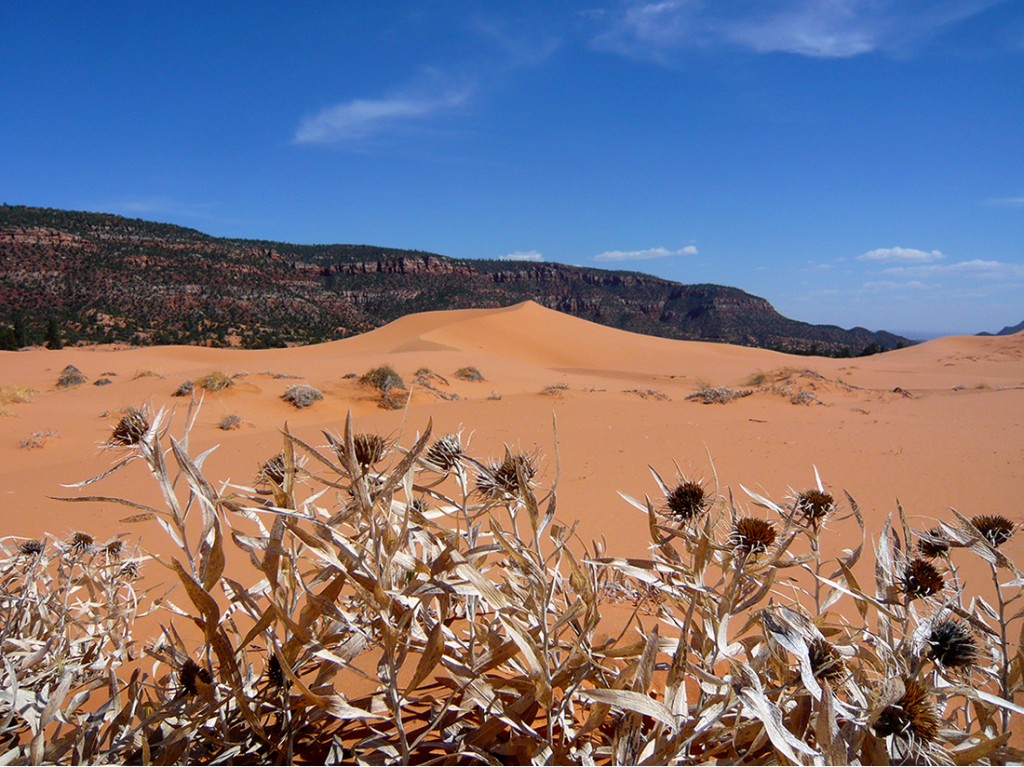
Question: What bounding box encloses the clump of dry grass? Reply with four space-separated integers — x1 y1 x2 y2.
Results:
282 383 323 409
686 385 752 404
454 365 484 382
197 370 234 392
0 385 34 409
623 387 670 400
3 404 1018 765
360 364 405 393
171 379 194 397
218 414 242 430
132 368 163 380
19 429 58 449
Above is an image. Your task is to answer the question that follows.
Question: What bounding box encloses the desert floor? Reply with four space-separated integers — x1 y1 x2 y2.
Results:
2 300 1022 603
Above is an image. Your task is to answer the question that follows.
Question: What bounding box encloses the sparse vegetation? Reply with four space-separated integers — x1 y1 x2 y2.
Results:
0 408 1019 765
0 385 34 415
56 364 86 387
218 414 242 430
623 387 669 400
172 379 194 397
19 429 58 449
686 385 753 404
541 382 569 395
282 383 323 409
454 365 484 382
196 370 234 392
132 368 163 380
359 364 405 393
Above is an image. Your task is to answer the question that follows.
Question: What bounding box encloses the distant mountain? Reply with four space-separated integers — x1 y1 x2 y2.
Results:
0 205 910 355
978 320 1024 337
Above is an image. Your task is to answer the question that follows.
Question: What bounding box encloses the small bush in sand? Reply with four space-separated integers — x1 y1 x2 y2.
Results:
57 364 87 387
197 371 234 392
282 383 323 409
19 429 58 449
0 385 34 414
218 414 242 431
686 385 753 404
360 364 405 394
454 366 484 382
171 379 194 397
541 383 569 395
132 369 163 380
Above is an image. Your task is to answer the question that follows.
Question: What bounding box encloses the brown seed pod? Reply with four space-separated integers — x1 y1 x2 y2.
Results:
927 619 977 668
794 489 835 531
426 433 463 471
257 453 287 486
809 637 846 686
970 515 1015 548
872 678 939 742
917 527 950 558
476 452 536 498
899 558 944 600
665 480 710 521
730 517 777 555
109 408 150 447
179 659 213 696
18 539 44 557
68 531 95 555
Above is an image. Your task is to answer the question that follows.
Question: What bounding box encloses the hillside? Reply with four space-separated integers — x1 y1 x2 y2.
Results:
979 320 1024 337
0 205 909 354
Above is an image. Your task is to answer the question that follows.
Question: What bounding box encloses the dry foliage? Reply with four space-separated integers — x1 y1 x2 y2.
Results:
0 405 1020 765
686 386 753 405
197 371 234 392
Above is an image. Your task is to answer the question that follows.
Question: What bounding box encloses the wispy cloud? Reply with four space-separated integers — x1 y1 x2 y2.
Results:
591 0 1006 60
881 259 1024 279
499 250 545 262
862 280 927 291
987 195 1024 207
593 244 698 262
857 246 945 263
294 77 473 146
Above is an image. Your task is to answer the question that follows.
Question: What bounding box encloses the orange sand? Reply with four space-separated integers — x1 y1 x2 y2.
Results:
1 300 1021 601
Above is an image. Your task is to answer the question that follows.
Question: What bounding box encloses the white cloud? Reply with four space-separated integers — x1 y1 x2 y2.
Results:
862 280 927 291
294 81 472 145
881 259 1024 279
857 246 945 263
499 250 545 262
593 244 698 262
987 196 1024 207
591 1 1006 60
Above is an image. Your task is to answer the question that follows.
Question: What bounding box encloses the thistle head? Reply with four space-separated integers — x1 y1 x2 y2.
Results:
477 452 536 499
426 433 463 471
257 453 287 486
872 679 939 742
729 517 777 556
970 515 1015 548
119 561 140 580
917 527 950 559
266 654 287 688
899 558 944 600
927 619 977 668
109 407 150 447
68 531 94 555
179 659 213 696
809 637 846 686
665 480 710 522
18 539 44 557
794 489 835 531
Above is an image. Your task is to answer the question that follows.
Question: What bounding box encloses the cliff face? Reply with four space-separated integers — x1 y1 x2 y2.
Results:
0 205 909 353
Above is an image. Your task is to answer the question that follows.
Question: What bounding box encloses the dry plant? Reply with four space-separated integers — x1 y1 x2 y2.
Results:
197 371 234 392
18 429 58 449
686 386 753 404
0 386 34 409
219 414 242 431
0 404 1019 764
454 366 484 382
281 384 323 409
56 365 86 388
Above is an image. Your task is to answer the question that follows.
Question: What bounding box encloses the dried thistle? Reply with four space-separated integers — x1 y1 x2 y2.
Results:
179 659 213 696
18 539 44 557
103 539 124 559
68 531 95 555
970 515 1015 548
109 407 150 447
927 619 977 668
899 558 944 600
426 433 463 471
266 654 287 688
917 527 950 558
809 637 846 686
257 453 287 486
665 480 710 521
119 561 140 580
729 517 777 555
873 678 940 742
794 489 835 531
477 452 536 499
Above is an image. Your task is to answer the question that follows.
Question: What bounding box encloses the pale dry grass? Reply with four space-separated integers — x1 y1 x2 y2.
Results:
0 403 1019 764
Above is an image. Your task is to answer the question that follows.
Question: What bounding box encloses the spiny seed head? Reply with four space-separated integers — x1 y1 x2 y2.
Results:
104 539 124 559
899 558 944 599
665 480 710 521
267 654 286 688
109 408 150 447
426 433 463 471
872 679 939 742
730 518 777 555
69 531 94 554
19 539 44 557
257 453 287 486
971 515 1015 548
179 659 213 696
795 489 835 530
917 527 950 559
809 637 846 686
353 433 389 469
411 498 429 515
477 453 536 498
927 619 977 668
119 561 140 580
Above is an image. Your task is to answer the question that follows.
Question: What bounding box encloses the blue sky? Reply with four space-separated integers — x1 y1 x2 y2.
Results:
2 2 1021 337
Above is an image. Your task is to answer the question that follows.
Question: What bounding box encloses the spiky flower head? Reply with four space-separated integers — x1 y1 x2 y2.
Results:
353 433 389 470
927 619 977 668
109 407 150 447
104 539 124 559
809 637 846 686
426 433 463 471
730 517 777 555
477 452 536 499
917 527 950 559
665 480 710 521
795 489 835 531
68 531 94 555
18 539 44 557
971 515 1015 548
119 561 140 580
899 558 944 600
257 453 287 486
266 654 286 688
179 659 213 696
872 678 940 742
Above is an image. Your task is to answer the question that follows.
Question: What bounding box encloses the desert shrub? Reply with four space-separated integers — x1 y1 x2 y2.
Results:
0 386 34 407
132 369 163 380
686 385 753 404
623 387 669 400
93 378 112 386
2 409 1019 764
218 414 242 430
541 383 569 395
19 429 58 449
359 364 405 393
197 370 234 392
56 364 86 387
171 379 194 397
282 383 323 409
454 365 484 381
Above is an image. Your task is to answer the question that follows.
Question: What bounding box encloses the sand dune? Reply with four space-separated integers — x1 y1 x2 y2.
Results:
1 300 1021 586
